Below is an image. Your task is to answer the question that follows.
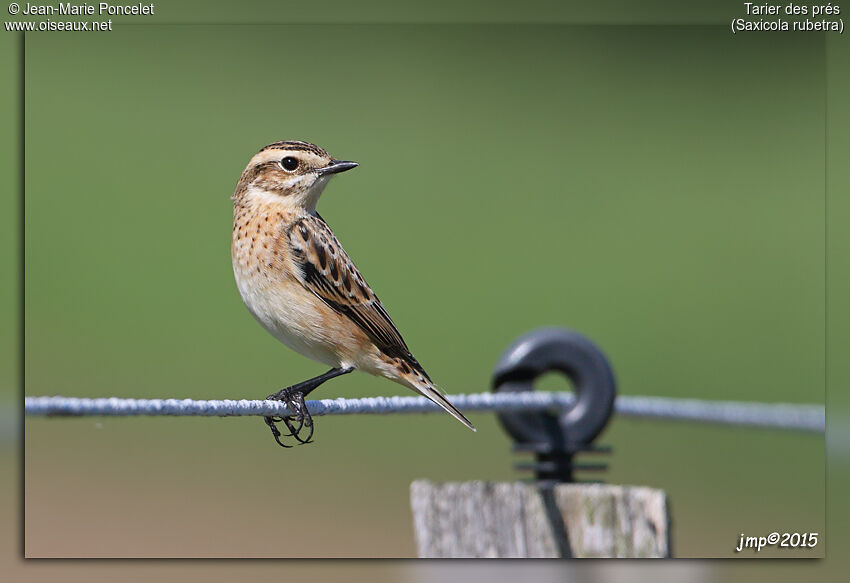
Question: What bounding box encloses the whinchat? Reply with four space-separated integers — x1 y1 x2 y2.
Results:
231 141 475 446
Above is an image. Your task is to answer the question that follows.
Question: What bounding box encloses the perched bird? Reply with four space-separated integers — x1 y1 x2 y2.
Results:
231 140 475 446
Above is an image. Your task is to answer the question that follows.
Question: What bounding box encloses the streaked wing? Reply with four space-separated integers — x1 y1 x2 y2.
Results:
287 213 428 377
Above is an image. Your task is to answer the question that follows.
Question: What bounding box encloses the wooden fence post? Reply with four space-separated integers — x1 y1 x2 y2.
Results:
412 329 670 557
410 480 671 558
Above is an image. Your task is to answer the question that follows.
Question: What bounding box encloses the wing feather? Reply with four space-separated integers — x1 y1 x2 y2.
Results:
287 214 429 377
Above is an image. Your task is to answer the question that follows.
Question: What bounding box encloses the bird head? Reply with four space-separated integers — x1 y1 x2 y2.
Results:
232 141 358 211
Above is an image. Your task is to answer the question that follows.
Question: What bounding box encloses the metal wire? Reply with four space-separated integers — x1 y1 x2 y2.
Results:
24 392 824 433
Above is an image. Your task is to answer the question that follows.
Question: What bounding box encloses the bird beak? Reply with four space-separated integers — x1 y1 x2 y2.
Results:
318 160 359 176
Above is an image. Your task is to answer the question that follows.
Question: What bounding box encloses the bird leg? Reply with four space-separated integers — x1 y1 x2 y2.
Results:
264 366 354 447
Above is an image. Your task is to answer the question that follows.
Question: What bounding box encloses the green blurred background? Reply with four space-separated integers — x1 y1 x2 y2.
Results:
9 11 831 566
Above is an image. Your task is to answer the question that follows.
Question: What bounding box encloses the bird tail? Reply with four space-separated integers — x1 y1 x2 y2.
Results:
404 374 476 432
381 353 475 431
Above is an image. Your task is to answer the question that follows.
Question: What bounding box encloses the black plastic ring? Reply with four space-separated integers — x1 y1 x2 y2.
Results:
492 328 616 448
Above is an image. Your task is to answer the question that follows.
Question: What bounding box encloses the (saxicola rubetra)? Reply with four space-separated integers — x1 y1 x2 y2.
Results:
231 141 475 447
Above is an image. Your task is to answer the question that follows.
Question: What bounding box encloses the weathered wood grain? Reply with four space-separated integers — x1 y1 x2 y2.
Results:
410 480 670 558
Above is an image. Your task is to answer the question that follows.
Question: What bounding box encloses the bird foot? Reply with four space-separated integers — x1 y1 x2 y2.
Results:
264 386 314 447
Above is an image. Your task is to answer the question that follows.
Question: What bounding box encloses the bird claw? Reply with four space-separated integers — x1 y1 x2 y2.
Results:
264 415 292 448
260 367 352 449
264 387 314 447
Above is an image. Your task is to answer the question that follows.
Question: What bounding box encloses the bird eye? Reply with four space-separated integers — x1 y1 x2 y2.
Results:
280 157 299 172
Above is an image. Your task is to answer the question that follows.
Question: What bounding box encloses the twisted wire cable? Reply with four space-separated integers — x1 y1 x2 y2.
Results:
24 392 825 433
